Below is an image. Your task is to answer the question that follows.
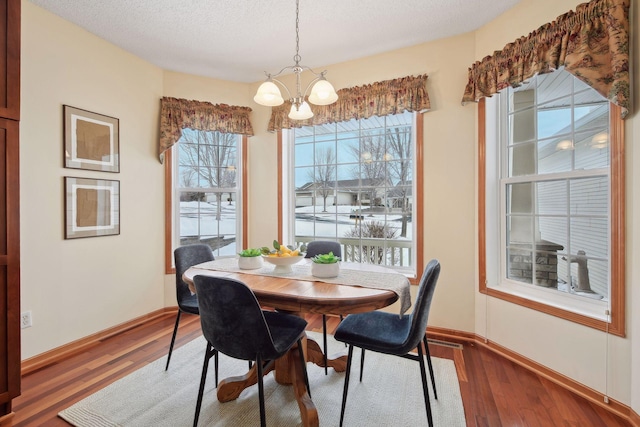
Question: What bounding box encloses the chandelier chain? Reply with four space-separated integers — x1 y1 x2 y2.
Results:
293 0 301 65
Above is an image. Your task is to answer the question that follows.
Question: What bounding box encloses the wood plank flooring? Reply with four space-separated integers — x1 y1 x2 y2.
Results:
12 312 632 426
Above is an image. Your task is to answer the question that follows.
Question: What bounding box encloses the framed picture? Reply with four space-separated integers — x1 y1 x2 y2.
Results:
64 177 120 239
64 105 120 172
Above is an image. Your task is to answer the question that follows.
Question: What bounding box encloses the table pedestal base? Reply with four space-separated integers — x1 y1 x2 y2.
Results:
215 335 348 427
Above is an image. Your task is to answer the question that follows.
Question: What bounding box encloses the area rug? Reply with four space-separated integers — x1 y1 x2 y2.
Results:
59 332 465 426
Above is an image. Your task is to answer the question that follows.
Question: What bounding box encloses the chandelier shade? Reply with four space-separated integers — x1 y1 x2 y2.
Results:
254 80 285 106
308 78 339 105
288 101 314 120
253 0 338 119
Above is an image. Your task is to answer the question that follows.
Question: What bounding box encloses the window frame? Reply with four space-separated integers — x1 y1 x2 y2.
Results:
478 97 625 336
277 113 424 284
164 135 248 274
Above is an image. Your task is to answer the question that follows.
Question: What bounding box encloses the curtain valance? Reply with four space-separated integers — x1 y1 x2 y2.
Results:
461 0 630 118
267 74 430 132
158 97 254 162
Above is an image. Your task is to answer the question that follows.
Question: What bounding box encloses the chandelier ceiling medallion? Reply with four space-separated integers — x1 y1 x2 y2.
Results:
253 0 338 120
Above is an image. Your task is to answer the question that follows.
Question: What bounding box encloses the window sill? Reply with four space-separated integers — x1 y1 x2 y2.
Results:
481 281 622 336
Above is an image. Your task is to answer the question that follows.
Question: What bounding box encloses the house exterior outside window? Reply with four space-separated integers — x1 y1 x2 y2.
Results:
482 68 624 333
282 111 420 277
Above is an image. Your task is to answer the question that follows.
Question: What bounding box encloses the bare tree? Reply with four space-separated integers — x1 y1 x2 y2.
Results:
385 126 412 237
179 131 237 220
307 147 336 212
349 134 388 205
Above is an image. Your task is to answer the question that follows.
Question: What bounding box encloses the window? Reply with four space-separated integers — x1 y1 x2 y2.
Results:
480 68 625 335
165 129 246 271
282 111 423 279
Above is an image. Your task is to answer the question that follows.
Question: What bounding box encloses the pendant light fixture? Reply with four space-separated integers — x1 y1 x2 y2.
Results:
253 0 338 120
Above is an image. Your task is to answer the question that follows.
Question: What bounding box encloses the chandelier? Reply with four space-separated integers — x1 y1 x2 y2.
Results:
253 0 338 120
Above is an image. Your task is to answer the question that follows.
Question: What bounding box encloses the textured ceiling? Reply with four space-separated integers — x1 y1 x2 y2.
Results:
29 0 522 83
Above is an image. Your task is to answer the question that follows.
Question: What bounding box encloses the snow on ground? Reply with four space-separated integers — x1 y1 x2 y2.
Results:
179 201 412 256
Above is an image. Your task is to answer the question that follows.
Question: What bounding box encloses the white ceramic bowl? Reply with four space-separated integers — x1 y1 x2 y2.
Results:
238 255 263 270
311 262 340 278
262 255 304 273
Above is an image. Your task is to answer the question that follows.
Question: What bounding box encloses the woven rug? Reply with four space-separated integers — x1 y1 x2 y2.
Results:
59 332 466 426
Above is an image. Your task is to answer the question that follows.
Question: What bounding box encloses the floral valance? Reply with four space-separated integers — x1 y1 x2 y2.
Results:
268 74 430 132
461 0 630 118
158 97 254 162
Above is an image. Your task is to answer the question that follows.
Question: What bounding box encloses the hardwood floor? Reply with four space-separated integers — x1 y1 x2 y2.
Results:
12 312 632 427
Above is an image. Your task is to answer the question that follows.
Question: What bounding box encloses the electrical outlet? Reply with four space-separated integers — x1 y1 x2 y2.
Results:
21 311 32 329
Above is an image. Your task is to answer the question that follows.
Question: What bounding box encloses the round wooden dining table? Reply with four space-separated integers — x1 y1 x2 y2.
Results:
182 260 401 427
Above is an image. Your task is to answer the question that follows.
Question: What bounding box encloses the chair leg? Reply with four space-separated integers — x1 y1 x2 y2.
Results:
297 338 311 398
417 343 434 427
214 348 219 387
256 355 266 427
359 348 365 382
322 315 328 375
193 343 215 427
423 334 437 400
339 315 347 347
165 311 182 371
339 345 354 427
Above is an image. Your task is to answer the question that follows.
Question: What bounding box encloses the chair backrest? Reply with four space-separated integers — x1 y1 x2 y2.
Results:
401 259 440 354
305 240 342 259
174 244 214 307
193 275 282 361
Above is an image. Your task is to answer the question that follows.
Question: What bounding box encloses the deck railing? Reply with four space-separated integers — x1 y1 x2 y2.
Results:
295 236 412 268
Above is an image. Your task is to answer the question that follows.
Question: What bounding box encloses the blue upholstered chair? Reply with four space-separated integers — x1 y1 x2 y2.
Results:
304 240 343 374
166 244 214 371
334 259 441 427
192 275 310 427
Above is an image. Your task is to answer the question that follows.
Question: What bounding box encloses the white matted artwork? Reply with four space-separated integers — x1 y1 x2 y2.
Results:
64 177 120 239
64 105 120 172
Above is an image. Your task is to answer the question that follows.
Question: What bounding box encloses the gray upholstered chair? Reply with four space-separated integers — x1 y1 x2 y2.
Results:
304 240 343 374
165 244 214 371
334 259 441 427
193 275 310 427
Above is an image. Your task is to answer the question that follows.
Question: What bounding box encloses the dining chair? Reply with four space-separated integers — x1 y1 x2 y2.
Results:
334 259 441 427
165 244 214 371
193 275 310 427
305 240 343 374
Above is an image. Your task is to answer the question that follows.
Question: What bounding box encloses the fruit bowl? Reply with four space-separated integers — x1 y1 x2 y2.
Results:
262 255 305 273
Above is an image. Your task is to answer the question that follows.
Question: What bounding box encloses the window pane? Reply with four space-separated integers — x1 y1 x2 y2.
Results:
508 142 536 176
507 248 533 285
175 131 240 257
538 137 573 174
509 108 536 143
506 183 533 214
574 129 610 169
537 180 567 215
499 68 611 304
538 106 572 139
292 112 415 271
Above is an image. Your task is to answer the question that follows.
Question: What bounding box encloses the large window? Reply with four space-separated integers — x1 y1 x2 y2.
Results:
165 129 245 270
481 68 625 335
283 112 422 278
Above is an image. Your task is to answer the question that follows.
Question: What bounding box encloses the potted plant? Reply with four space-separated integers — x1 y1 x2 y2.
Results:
310 252 340 278
238 248 264 269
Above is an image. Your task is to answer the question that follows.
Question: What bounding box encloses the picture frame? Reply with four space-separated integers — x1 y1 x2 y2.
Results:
64 105 120 172
64 177 120 239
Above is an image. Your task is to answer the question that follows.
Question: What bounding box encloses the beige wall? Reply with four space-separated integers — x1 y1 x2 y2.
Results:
20 0 638 414
20 1 165 358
